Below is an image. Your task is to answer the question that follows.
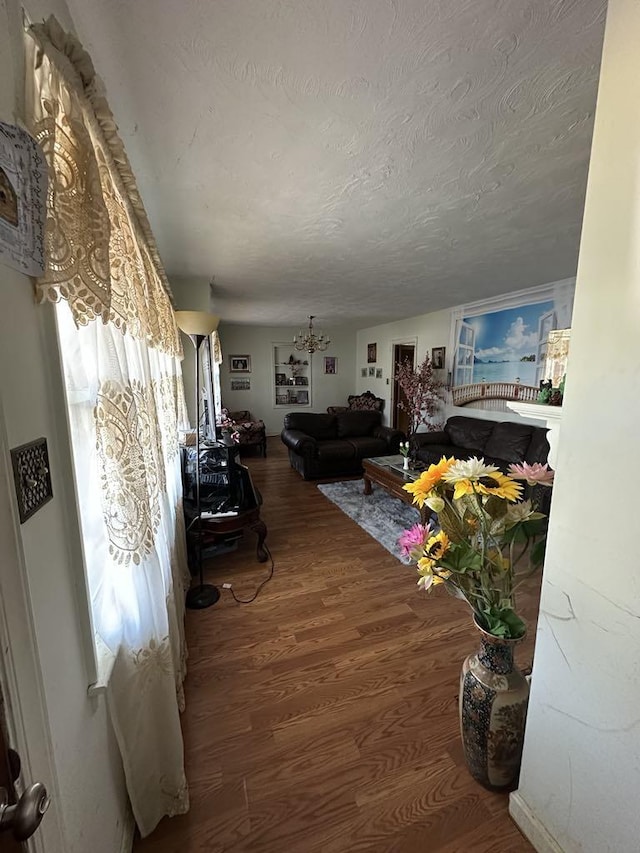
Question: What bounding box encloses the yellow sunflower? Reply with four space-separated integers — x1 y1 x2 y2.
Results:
424 530 451 561
476 472 523 502
450 472 522 502
403 456 455 508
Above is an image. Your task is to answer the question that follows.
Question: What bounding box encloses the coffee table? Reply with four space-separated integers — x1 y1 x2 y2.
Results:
362 455 431 524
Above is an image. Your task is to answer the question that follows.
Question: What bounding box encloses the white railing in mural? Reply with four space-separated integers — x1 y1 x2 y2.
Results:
452 381 539 407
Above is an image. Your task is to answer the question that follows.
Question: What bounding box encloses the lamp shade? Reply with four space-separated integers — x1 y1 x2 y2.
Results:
175 310 220 336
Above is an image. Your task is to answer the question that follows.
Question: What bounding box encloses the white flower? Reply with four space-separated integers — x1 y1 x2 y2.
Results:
442 457 500 483
417 573 434 591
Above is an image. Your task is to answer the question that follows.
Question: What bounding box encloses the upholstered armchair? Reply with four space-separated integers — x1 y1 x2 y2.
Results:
327 390 384 415
220 408 267 457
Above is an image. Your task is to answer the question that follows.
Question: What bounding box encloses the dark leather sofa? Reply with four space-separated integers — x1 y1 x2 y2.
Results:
411 415 552 512
281 410 404 480
411 415 550 471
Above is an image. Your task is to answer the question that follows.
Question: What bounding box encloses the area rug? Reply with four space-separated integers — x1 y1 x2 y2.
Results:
317 479 420 563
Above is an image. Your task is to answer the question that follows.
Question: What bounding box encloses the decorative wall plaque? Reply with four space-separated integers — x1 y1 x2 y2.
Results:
10 437 53 523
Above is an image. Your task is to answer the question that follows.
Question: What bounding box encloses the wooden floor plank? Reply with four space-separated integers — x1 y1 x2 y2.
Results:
134 438 536 852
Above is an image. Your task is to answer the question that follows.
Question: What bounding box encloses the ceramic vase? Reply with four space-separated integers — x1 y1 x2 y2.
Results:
403 456 410 470
459 620 529 790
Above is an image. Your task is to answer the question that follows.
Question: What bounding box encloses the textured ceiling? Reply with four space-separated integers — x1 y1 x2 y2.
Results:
66 0 607 327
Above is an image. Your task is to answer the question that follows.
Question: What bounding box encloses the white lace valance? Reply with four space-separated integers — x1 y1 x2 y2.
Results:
26 16 181 358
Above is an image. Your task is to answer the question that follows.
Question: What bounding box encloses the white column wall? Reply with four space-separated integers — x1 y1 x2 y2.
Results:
511 1 640 851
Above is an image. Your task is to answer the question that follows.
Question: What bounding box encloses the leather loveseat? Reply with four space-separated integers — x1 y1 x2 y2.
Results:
411 415 552 512
411 415 550 472
281 410 404 480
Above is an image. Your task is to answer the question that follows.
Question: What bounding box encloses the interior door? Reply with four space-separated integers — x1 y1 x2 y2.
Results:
392 344 415 433
0 397 63 852
0 697 22 851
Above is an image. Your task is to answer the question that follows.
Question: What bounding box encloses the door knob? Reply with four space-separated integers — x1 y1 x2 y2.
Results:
0 782 50 841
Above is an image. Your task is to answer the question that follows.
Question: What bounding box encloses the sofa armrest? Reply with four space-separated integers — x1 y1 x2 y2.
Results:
281 428 317 455
411 430 450 449
373 425 405 453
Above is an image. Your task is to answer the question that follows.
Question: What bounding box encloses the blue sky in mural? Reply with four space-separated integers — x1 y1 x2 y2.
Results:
464 300 554 384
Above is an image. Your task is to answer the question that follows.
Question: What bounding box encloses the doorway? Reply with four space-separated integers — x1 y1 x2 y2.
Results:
392 343 416 434
1 682 25 852
0 397 63 852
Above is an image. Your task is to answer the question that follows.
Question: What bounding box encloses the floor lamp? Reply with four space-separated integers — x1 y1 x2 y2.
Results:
175 310 221 609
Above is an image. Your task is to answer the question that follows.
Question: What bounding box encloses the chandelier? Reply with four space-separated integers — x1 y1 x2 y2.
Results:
293 315 330 354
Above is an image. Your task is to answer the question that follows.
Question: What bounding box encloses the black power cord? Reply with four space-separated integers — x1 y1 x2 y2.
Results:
224 543 275 604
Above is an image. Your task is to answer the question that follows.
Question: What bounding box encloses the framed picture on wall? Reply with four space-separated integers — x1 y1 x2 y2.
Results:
324 356 337 374
229 355 251 373
368 366 375 377
231 378 250 390
361 367 367 377
431 347 445 369
367 342 377 363
375 368 383 378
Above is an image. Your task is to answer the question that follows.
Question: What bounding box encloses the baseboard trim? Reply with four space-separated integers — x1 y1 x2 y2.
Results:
509 792 565 853
119 811 135 853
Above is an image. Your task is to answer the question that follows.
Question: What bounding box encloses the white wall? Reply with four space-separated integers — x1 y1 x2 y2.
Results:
0 2 130 851
169 276 211 426
218 323 358 435
511 1 640 851
355 310 450 426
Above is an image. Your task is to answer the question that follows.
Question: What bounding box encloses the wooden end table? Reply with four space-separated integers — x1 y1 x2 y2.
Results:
362 455 431 524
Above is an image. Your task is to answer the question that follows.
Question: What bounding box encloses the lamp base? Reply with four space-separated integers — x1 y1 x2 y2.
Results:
186 583 220 610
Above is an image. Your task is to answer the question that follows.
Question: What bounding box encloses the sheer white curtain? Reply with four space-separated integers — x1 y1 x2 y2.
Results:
26 18 190 836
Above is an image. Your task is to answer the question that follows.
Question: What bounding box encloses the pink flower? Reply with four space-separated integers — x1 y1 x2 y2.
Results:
398 522 433 557
508 461 555 487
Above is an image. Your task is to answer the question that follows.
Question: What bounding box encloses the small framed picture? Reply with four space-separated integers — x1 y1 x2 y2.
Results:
361 367 367 378
275 372 286 386
324 356 337 375
229 355 251 373
368 366 375 377
431 347 445 369
231 378 250 390
367 343 377 363
276 392 289 405
375 368 383 379
297 389 309 405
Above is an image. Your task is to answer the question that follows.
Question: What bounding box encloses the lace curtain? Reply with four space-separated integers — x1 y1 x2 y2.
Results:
26 19 190 837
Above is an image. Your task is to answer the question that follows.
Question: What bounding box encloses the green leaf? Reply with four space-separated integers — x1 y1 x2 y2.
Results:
530 538 547 567
484 496 508 518
438 503 468 544
477 605 526 640
521 517 548 537
439 542 483 574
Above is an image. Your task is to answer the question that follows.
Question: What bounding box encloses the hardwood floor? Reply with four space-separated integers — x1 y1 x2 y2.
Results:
135 439 537 852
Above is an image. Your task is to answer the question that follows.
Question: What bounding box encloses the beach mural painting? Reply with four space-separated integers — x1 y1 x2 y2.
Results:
451 284 574 411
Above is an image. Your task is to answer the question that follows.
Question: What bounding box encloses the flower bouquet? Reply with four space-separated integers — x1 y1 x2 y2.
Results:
398 457 554 639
